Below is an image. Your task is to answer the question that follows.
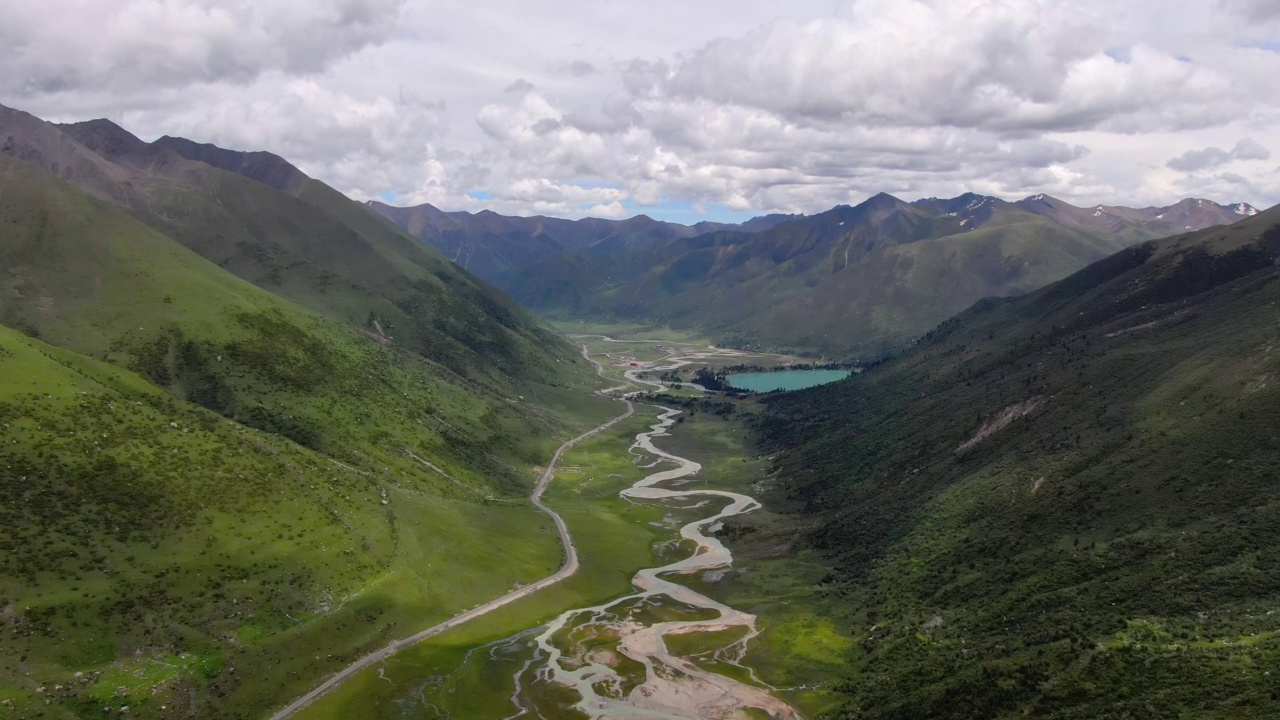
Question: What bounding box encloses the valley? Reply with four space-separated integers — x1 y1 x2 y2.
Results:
281 334 845 719
2 75 1278 720
269 345 638 719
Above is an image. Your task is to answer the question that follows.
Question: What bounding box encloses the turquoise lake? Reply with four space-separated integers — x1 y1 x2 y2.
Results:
725 369 852 392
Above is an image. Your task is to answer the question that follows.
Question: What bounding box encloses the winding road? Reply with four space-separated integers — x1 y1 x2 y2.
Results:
269 345 633 719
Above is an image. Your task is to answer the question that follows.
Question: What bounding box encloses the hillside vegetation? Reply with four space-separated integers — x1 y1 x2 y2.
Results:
0 154 601 494
0 107 616 719
753 206 1280 718
0 322 588 719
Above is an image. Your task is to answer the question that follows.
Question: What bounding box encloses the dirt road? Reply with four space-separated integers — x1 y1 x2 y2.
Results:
268 345 632 719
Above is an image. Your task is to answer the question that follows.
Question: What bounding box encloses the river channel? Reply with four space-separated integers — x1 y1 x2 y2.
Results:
499 405 799 719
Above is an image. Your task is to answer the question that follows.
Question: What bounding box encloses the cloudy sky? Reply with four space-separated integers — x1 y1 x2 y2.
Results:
2 0 1278 221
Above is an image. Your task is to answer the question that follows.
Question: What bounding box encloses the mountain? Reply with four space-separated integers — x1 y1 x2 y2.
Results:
1011 193 1258 240
149 134 313 196
367 199 794 286
752 205 1280 718
377 188 1257 358
38 113 571 386
0 105 616 718
514 192 1262 357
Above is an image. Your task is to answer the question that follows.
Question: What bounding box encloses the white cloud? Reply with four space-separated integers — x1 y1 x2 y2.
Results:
1220 0 1280 22
3 0 1278 219
586 201 627 218
504 79 536 94
126 77 452 203
1232 137 1271 161
1167 146 1233 172
653 3 1236 134
0 0 405 96
1168 137 1272 171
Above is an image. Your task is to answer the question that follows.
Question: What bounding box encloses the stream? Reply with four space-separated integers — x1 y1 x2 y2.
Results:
503 405 800 719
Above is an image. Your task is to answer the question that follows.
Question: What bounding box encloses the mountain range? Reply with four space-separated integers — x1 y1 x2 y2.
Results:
374 192 1258 357
366 199 796 283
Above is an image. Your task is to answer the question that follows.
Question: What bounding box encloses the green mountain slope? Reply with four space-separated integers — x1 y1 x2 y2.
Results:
754 206 1280 718
0 105 566 387
47 115 563 386
714 215 1128 356
505 229 756 315
0 153 599 492
0 109 616 719
0 320 587 719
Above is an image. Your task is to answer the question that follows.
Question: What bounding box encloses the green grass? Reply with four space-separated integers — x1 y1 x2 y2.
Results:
663 625 750 659
294 397 850 719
